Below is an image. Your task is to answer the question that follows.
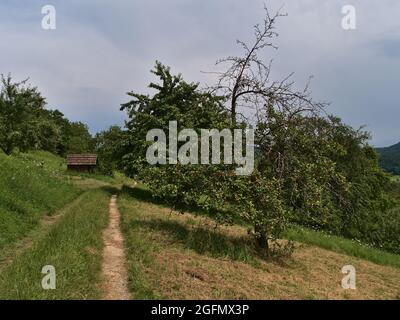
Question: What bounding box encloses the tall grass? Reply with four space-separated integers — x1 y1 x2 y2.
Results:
125 185 400 269
285 226 400 269
0 188 111 299
0 152 79 249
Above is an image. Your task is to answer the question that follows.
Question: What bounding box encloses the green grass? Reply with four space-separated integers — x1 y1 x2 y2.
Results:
285 225 400 269
120 185 257 262
144 219 257 263
118 185 264 299
65 169 134 187
0 188 112 299
129 184 400 269
0 151 131 299
119 185 400 300
390 175 400 182
14 150 67 173
0 151 80 249
119 192 161 299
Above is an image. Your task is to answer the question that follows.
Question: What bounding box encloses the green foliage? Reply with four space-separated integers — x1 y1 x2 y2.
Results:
0 75 47 154
0 74 94 156
121 62 399 256
376 142 400 175
120 63 291 256
120 61 230 175
256 109 399 253
120 62 230 206
94 125 127 175
64 122 94 154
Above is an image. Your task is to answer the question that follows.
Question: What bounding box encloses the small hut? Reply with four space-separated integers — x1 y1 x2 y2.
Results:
66 154 98 173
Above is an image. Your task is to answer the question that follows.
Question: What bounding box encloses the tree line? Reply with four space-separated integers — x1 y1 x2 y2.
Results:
0 74 125 175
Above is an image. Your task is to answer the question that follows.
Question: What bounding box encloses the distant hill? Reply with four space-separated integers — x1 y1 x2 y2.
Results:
376 142 400 175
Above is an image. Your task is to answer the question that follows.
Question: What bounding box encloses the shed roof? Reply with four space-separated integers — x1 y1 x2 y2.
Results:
67 154 98 166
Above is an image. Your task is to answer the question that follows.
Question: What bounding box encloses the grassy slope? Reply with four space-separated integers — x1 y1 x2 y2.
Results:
1 151 399 299
0 151 80 249
0 151 121 299
0 188 111 299
119 185 400 300
285 226 400 269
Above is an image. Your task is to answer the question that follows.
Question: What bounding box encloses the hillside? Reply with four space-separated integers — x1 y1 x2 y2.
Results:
376 142 400 175
0 151 80 249
0 155 399 299
118 185 400 299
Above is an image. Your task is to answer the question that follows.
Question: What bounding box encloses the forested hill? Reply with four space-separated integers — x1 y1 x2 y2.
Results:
376 142 400 175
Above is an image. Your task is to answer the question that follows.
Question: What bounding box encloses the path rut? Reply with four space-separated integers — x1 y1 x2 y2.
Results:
101 195 130 300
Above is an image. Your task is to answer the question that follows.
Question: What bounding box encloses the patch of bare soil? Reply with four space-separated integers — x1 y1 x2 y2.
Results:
101 195 130 300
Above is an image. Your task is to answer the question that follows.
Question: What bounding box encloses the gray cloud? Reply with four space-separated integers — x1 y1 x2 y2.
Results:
374 38 400 58
0 0 399 146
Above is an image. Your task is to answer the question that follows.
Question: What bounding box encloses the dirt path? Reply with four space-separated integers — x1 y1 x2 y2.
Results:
101 195 130 300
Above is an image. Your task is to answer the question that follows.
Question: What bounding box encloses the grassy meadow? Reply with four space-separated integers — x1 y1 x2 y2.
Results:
0 151 80 250
118 185 400 300
0 151 399 300
0 152 119 299
0 188 111 299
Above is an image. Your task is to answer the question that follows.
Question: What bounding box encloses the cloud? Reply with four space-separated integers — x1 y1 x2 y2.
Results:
374 38 400 58
0 0 399 146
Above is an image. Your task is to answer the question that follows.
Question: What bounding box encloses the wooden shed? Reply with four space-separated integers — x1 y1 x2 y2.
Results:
66 154 98 173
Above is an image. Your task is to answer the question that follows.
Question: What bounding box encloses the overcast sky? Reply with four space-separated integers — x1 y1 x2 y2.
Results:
0 0 399 146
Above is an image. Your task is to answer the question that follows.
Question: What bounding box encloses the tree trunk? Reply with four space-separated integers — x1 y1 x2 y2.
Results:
254 223 270 257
